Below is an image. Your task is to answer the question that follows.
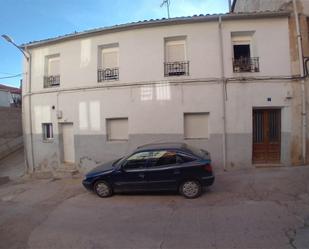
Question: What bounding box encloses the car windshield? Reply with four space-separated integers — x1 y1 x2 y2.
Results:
112 157 123 166
186 145 210 160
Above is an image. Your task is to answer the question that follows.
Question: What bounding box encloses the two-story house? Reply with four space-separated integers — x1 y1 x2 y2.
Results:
21 11 299 175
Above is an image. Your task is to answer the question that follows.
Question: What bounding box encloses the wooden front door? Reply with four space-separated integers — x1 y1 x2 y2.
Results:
252 109 281 164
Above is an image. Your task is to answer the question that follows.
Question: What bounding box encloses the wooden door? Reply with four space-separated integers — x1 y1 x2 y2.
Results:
61 123 75 163
252 109 281 164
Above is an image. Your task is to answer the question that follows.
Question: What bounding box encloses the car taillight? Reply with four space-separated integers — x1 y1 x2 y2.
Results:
203 164 212 172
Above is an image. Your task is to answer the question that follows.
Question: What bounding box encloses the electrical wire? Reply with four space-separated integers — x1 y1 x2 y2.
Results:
0 73 22 79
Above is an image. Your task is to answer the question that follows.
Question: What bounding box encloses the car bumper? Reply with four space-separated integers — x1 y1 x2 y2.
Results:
82 179 93 191
201 175 215 186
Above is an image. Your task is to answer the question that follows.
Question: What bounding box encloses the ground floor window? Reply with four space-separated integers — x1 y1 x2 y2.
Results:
184 113 209 139
42 123 53 141
106 118 128 141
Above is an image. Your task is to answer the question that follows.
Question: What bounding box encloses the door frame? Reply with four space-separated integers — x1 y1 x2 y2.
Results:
59 122 75 164
252 107 282 165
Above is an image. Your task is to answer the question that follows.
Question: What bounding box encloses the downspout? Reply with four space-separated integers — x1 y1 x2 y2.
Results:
218 15 227 171
25 47 35 173
292 0 306 164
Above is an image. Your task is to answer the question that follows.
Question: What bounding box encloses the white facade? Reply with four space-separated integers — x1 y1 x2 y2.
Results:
22 13 298 174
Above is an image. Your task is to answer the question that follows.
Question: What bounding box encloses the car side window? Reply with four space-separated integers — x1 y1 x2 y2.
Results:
123 152 151 170
176 153 196 164
149 150 177 167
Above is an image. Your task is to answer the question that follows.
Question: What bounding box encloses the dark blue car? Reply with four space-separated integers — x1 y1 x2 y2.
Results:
82 143 215 198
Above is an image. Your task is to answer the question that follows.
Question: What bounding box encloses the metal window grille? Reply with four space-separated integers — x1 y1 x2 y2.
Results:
98 68 119 82
164 61 189 77
44 75 60 88
233 57 259 73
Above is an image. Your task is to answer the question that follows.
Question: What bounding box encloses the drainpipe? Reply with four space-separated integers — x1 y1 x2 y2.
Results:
218 15 227 171
293 0 306 164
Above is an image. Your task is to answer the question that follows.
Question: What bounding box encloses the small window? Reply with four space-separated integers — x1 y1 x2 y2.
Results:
98 45 119 81
106 118 128 141
184 113 209 139
164 37 189 76
44 54 60 88
123 151 151 170
42 123 53 141
148 150 177 167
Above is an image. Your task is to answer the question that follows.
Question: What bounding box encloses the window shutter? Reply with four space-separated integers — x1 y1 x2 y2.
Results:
107 118 128 140
166 42 185 62
48 57 60 75
184 113 209 139
102 49 118 68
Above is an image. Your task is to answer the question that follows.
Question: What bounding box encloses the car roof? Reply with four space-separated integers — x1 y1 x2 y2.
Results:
135 142 188 152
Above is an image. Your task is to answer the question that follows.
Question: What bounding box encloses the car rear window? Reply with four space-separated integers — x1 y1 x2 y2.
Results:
186 145 210 160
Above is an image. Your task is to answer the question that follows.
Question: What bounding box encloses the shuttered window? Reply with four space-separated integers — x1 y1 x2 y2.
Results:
47 56 60 76
165 40 186 62
184 113 209 139
106 118 128 141
101 48 119 69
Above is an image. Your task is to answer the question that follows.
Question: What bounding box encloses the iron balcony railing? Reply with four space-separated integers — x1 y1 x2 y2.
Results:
164 61 189 77
98 68 119 82
44 75 60 88
233 57 260 73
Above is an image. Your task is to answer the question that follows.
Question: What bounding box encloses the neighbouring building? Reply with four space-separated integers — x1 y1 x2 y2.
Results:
20 10 308 176
0 84 21 107
232 0 309 165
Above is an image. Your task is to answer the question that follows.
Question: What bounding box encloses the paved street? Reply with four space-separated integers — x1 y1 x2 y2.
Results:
0 151 309 249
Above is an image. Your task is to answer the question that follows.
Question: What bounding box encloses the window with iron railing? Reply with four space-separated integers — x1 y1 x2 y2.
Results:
98 45 119 82
98 68 119 81
233 57 259 73
44 54 60 88
164 38 189 77
164 61 190 76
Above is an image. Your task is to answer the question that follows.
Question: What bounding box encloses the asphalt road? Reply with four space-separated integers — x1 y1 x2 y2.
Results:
0 156 309 248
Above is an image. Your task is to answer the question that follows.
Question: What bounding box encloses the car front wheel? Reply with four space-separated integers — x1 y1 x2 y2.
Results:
94 181 113 198
179 180 202 198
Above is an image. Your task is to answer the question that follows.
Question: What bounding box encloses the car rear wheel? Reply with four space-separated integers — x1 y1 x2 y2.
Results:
179 180 202 198
94 181 113 198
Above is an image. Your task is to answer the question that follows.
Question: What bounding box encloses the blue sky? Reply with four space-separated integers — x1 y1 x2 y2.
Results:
0 0 229 87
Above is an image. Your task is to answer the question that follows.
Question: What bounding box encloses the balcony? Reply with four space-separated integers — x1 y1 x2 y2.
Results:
44 75 60 88
233 57 259 73
164 61 189 77
98 68 119 82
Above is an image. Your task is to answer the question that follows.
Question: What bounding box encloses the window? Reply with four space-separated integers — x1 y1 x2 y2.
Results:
44 54 60 88
176 153 196 163
231 31 259 73
164 37 189 76
184 113 209 139
42 123 53 141
106 118 128 141
98 44 119 81
123 151 151 170
148 150 177 167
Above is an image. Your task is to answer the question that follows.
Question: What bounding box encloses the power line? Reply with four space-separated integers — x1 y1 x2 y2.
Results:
0 73 22 79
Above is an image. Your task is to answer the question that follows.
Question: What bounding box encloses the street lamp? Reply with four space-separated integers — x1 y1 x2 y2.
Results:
2 34 34 174
2 34 29 60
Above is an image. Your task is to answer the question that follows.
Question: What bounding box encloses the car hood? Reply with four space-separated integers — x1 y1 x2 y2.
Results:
86 159 119 177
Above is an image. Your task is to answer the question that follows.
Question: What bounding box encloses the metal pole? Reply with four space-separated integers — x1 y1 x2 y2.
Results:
228 0 232 12
292 0 306 164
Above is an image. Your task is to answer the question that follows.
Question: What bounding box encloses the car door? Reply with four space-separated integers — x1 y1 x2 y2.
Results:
113 151 150 192
147 150 180 191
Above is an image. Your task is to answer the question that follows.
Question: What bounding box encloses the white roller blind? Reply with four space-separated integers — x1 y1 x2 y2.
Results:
166 41 185 62
107 118 128 140
48 57 60 75
184 113 209 139
102 48 118 68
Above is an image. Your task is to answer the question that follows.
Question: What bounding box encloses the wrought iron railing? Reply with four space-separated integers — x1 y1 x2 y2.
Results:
164 61 189 77
233 57 259 73
44 75 60 88
98 68 119 82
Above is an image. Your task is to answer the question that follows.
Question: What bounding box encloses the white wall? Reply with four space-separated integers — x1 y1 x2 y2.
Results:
28 17 291 92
